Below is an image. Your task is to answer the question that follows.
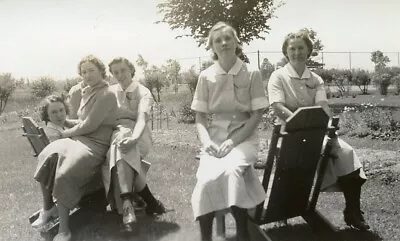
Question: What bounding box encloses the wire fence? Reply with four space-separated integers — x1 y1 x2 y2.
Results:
175 50 400 73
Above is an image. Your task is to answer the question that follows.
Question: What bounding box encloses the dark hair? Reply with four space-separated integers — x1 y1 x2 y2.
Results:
40 95 70 124
108 57 136 77
282 30 314 59
206 22 246 62
78 55 107 79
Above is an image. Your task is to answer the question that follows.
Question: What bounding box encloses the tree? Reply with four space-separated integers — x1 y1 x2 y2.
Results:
299 28 324 69
181 66 199 98
371 50 390 72
30 77 57 99
0 73 16 115
136 55 159 102
163 59 181 94
201 59 214 71
260 57 275 81
352 69 371 95
157 0 284 55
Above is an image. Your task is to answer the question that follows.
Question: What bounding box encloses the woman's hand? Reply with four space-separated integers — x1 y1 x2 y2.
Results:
118 137 138 154
217 139 234 158
203 140 219 157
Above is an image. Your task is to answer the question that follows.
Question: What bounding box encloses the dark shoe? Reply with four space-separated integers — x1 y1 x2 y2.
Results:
145 200 167 215
344 208 370 231
122 201 137 231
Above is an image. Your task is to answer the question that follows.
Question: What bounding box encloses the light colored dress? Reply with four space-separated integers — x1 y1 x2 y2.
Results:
101 82 153 214
190 58 269 219
34 81 117 209
43 122 64 142
268 63 366 190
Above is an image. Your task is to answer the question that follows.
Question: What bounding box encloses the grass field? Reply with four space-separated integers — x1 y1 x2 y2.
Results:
1 118 400 241
0 86 399 240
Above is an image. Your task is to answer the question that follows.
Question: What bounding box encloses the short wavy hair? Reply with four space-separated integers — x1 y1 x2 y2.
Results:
40 94 70 124
206 21 245 61
282 30 314 59
108 57 136 77
77 55 107 79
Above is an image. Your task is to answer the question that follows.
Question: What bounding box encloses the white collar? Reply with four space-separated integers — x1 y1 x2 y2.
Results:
285 63 311 79
47 122 64 132
117 81 138 93
214 57 243 75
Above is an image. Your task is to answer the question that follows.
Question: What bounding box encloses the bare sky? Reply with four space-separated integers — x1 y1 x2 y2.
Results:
1 0 399 80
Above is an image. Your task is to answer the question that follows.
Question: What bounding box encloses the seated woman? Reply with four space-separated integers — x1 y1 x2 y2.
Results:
30 95 70 228
39 95 69 142
267 30 370 231
191 22 269 241
102 57 166 232
32 55 117 241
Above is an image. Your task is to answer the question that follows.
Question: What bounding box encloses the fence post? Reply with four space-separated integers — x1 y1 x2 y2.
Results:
257 50 260 70
151 105 154 130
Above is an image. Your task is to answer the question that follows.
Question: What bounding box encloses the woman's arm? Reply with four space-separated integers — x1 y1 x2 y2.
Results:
271 102 294 121
196 112 219 157
316 100 332 118
228 109 263 146
62 91 116 138
64 119 80 128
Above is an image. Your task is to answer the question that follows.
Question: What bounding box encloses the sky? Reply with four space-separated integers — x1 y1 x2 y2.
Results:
0 0 399 80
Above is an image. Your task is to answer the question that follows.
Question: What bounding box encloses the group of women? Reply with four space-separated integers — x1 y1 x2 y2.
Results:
31 22 370 241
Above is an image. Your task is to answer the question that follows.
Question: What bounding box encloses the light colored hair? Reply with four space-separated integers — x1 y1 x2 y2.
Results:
206 21 244 60
282 30 314 59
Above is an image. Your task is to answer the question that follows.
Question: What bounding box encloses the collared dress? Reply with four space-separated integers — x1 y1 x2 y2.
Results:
34 82 117 209
101 82 153 214
190 58 269 219
268 63 366 190
43 122 64 142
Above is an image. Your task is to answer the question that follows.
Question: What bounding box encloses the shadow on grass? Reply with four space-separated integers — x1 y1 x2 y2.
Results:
253 223 383 241
40 209 180 241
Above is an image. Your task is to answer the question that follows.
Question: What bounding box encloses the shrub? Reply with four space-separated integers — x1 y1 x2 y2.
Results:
63 78 81 93
30 77 57 99
373 73 392 95
0 73 16 115
177 99 196 124
392 74 400 95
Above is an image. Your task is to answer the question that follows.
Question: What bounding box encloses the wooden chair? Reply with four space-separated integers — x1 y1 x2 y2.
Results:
215 106 341 240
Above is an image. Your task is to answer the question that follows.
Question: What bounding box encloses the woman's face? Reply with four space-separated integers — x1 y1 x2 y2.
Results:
286 38 309 66
110 62 133 89
211 28 237 60
80 61 103 87
47 101 67 127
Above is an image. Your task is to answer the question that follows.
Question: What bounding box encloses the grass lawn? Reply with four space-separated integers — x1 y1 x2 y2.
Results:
1 118 400 241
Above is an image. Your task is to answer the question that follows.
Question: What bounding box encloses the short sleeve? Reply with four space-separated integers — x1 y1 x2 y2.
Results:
314 75 328 103
191 74 209 113
268 71 286 105
138 87 153 115
250 70 269 111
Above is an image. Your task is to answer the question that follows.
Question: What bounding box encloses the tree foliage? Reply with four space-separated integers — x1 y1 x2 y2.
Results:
260 57 274 81
157 0 283 47
0 73 16 115
300 28 324 69
136 55 165 102
30 77 57 99
352 69 371 95
371 50 390 72
162 59 181 94
181 66 199 97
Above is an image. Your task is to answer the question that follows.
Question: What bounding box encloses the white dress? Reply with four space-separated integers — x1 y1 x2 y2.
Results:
191 58 269 219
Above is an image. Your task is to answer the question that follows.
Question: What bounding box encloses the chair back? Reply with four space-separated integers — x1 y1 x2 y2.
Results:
22 117 50 157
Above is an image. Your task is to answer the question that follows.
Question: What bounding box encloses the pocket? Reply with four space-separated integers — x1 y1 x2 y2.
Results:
235 85 251 104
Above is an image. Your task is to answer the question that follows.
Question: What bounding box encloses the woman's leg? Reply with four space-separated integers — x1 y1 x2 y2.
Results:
53 203 72 241
137 184 167 215
337 168 370 231
231 206 250 241
116 160 137 229
198 211 215 241
40 183 55 210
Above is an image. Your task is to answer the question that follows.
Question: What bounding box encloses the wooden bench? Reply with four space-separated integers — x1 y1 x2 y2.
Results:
215 106 341 240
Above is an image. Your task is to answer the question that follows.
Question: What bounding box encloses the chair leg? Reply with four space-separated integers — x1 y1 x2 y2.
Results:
215 213 226 238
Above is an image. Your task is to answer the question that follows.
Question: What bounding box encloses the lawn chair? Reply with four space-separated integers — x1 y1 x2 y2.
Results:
215 106 340 240
22 117 111 233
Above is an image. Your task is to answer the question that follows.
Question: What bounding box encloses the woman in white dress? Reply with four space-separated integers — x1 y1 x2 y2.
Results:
267 30 369 230
191 22 269 241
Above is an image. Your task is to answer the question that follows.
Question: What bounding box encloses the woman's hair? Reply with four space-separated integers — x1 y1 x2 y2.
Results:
206 21 246 61
40 94 70 124
108 57 136 77
282 30 314 59
77 55 107 79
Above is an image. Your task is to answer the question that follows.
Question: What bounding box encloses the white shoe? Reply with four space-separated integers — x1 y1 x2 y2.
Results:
53 231 72 241
31 205 58 228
